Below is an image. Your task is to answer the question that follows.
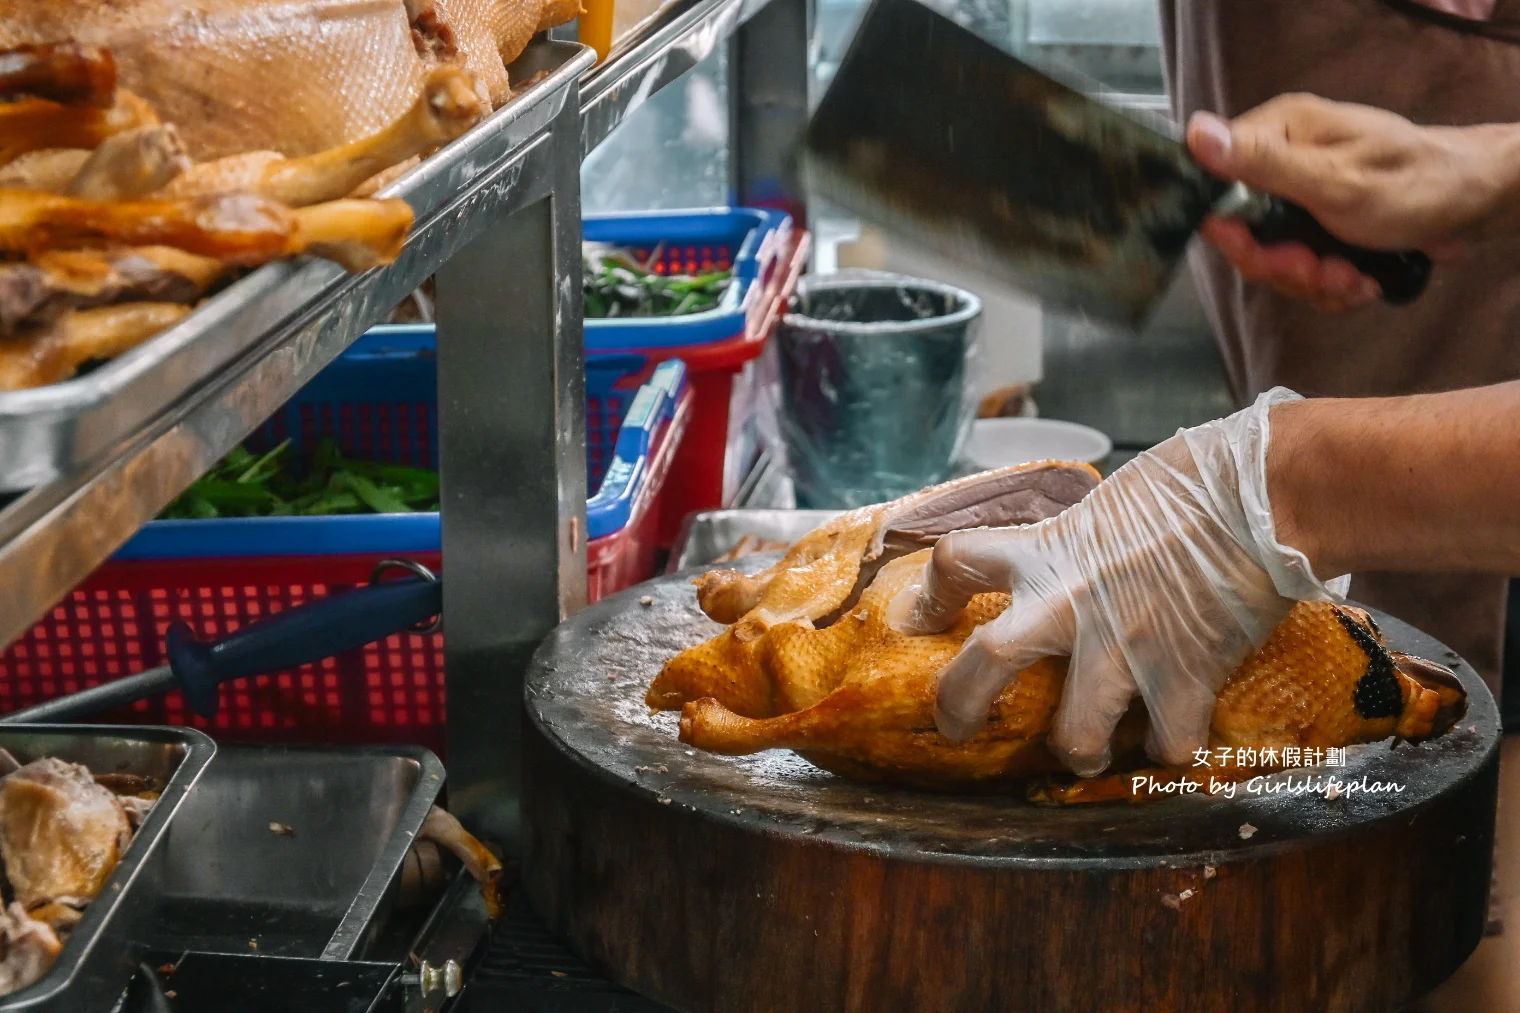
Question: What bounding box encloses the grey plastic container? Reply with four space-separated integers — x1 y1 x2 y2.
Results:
776 270 981 508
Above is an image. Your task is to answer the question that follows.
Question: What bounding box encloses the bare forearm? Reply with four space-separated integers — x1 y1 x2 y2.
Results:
1439 122 1520 241
1269 383 1520 578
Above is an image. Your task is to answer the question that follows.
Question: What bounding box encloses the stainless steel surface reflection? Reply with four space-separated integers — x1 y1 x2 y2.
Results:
1037 269 1235 448
149 744 444 962
776 270 980 508
668 508 841 570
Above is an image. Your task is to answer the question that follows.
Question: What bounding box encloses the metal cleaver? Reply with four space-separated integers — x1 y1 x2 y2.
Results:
803 0 1433 326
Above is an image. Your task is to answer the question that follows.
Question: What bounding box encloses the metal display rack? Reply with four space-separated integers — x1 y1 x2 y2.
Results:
0 0 811 852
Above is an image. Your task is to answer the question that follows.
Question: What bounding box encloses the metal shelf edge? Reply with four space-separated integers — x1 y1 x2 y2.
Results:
0 44 595 648
0 41 594 497
579 0 776 155
0 0 795 645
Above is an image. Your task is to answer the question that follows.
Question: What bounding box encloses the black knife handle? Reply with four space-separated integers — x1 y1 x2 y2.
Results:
1246 198 1432 304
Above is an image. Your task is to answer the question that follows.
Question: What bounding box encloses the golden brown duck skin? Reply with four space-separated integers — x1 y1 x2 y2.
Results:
1033 603 1466 804
0 90 157 168
0 43 115 106
690 460 1101 631
651 461 1100 717
652 461 1103 719
0 0 429 161
0 757 130 911
155 66 483 207
657 551 1467 800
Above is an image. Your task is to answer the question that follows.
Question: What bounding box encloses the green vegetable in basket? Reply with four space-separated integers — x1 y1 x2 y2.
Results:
583 241 733 318
160 439 441 519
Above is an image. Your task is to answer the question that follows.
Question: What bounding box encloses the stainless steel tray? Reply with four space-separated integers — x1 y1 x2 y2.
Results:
145 744 445 962
0 725 215 1013
667 508 840 571
0 40 593 493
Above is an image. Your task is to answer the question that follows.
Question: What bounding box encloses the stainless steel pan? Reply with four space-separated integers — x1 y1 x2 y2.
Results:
0 725 214 1013
144 743 445 963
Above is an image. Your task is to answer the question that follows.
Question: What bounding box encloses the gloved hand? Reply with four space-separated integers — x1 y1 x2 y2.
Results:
887 388 1348 776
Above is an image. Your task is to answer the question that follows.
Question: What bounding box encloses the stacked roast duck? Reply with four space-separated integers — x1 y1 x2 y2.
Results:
0 0 580 390
648 461 1470 803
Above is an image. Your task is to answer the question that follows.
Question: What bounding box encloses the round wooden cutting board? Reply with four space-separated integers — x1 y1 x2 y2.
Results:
522 562 1501 1013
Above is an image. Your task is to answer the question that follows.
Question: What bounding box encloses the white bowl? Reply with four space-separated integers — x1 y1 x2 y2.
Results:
960 417 1112 471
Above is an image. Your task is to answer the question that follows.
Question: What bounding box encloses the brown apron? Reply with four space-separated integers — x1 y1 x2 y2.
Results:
1160 0 1520 690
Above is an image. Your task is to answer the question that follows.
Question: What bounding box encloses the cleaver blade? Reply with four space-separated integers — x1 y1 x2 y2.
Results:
803 0 1431 327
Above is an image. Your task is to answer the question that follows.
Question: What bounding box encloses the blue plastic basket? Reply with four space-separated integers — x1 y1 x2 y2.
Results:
113 337 688 560
583 207 801 541
582 207 792 352
351 208 793 495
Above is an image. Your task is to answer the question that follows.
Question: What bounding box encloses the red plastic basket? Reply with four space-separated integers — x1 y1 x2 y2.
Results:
1 554 448 750
587 386 690 600
591 224 810 544
0 355 691 756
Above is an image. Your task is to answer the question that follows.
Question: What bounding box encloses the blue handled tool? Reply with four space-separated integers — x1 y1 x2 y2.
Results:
2 570 441 724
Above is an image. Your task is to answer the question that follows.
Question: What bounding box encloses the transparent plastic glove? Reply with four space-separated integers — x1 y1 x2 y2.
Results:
887 388 1348 776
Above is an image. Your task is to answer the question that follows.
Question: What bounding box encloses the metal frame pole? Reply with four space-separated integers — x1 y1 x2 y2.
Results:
436 87 589 851
729 0 814 218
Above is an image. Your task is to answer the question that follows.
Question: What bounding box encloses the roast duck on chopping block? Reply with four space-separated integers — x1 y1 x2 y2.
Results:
0 42 491 390
648 462 1469 803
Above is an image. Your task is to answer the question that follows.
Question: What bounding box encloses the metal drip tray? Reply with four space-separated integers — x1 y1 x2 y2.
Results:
147 744 444 962
463 893 672 1012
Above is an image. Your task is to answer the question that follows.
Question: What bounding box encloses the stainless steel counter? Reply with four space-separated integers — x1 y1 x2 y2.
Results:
0 0 814 853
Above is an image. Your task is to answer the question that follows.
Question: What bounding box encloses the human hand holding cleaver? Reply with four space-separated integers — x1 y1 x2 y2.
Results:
802 0 1432 327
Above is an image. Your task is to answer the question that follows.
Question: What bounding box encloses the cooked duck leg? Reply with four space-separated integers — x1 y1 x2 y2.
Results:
0 246 225 334
0 757 131 911
0 125 188 199
0 90 157 167
0 189 412 268
68 124 189 201
294 199 414 271
0 189 296 262
158 66 482 206
667 551 1469 796
0 903 62 996
418 806 503 918
0 302 191 390
0 43 115 106
0 151 90 194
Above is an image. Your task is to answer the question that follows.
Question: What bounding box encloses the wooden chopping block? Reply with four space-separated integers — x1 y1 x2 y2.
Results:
522 566 1500 1013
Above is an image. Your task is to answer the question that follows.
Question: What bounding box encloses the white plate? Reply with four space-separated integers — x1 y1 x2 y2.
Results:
960 417 1112 471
